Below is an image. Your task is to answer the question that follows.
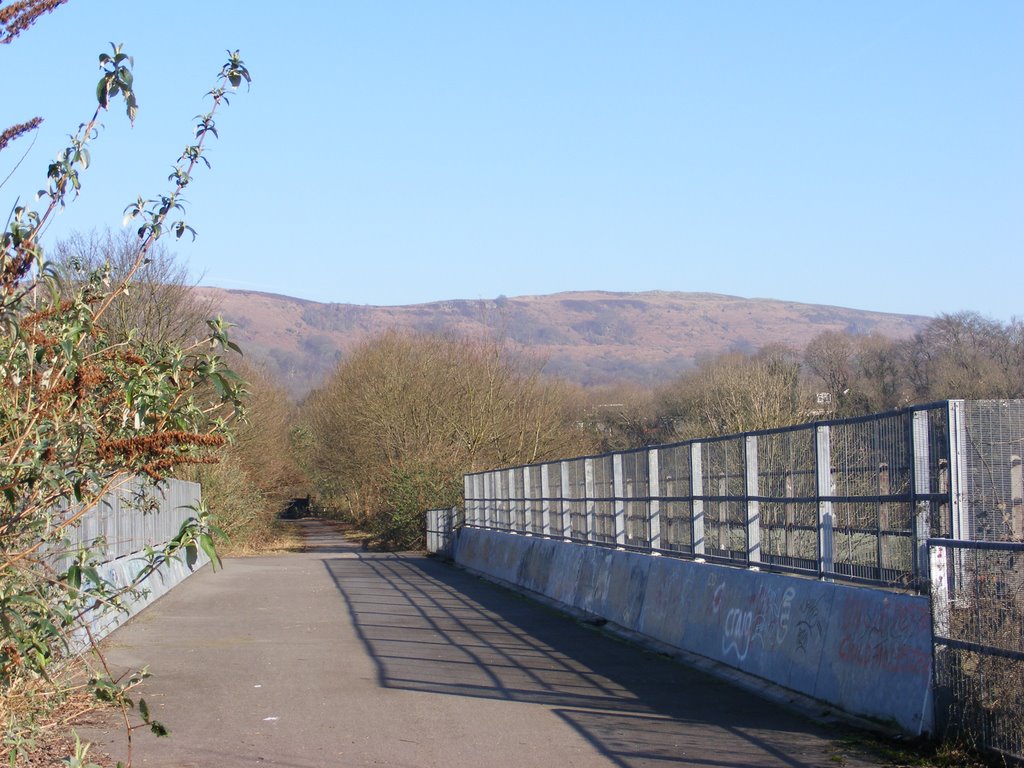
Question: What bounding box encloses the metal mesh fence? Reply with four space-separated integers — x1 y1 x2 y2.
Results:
527 465 543 533
545 461 564 537
657 443 694 553
495 471 510 531
457 400 1024 754
827 412 915 583
702 436 746 562
56 477 201 567
458 400 1024 590
565 458 587 540
622 450 650 548
961 400 1024 542
931 540 1024 762
591 455 616 544
758 428 818 572
511 469 526 532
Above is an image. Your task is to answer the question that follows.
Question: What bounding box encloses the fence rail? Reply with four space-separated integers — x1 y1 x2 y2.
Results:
463 400 1024 592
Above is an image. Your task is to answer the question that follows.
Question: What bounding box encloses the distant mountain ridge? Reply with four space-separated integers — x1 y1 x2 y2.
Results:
194 288 930 399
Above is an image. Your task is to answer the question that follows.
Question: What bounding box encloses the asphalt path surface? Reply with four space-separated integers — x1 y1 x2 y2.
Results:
83 520 885 767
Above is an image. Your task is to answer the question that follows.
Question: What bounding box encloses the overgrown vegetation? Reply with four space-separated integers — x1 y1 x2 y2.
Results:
53 230 306 553
1 4 250 763
300 332 596 548
190 360 305 553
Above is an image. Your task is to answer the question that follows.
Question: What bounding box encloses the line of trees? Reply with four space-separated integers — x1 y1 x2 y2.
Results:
585 312 1024 450
293 311 1024 546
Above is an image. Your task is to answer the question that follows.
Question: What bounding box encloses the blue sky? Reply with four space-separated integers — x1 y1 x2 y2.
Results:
3 2 1021 320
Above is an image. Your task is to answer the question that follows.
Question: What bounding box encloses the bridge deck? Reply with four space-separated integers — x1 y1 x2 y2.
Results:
83 520 883 767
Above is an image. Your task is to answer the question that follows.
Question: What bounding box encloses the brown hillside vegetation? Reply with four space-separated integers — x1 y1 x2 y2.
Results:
194 288 929 399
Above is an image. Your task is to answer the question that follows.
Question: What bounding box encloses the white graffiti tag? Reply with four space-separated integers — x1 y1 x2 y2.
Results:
720 585 796 661
723 608 755 660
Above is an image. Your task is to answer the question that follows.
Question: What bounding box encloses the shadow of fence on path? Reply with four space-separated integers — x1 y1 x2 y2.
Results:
322 553 868 768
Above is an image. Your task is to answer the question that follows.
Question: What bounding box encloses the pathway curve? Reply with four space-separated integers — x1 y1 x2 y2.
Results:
84 520 885 767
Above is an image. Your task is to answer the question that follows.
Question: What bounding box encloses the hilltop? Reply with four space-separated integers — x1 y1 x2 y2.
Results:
194 288 929 399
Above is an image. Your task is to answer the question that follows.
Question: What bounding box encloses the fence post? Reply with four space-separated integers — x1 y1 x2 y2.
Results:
560 461 573 539
1012 454 1024 541
912 410 932 587
463 475 473 526
584 457 596 544
878 462 890 572
540 464 551 537
816 425 834 578
508 468 519 532
691 442 705 556
947 399 968 540
745 435 761 566
648 448 661 551
522 467 533 535
613 453 626 547
784 470 795 558
481 473 491 528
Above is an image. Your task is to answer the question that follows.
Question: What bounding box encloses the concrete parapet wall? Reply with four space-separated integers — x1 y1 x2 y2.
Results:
74 548 210 648
453 527 933 735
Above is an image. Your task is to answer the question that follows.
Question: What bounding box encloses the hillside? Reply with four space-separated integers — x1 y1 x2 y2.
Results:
194 288 930 399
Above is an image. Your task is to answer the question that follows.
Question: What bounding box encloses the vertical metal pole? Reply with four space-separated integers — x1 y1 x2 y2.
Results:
648 448 661 551
816 425 834 578
584 457 596 544
477 474 486 527
912 410 932 588
483 473 493 528
691 442 705 556
1011 455 1024 541
507 468 518 533
878 462 891 572
745 435 761 566
947 400 968 540
784 470 795 558
522 466 533 535
560 461 572 540
930 543 951 638
540 463 551 537
613 453 626 547
464 474 473 526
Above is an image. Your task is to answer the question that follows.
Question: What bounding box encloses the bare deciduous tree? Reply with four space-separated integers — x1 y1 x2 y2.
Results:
302 332 594 547
53 228 213 347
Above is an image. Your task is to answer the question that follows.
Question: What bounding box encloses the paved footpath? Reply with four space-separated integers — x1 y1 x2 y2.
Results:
83 520 886 767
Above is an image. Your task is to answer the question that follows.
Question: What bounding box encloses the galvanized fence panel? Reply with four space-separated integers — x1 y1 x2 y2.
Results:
462 400 981 590
758 427 818 573
931 539 1024 763
565 458 588 541
961 400 1024 541
426 507 461 557
52 477 201 569
656 443 695 554
622 449 650 548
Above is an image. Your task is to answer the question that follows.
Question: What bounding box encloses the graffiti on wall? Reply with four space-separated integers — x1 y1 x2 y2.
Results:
794 596 826 654
836 594 931 676
711 575 797 662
